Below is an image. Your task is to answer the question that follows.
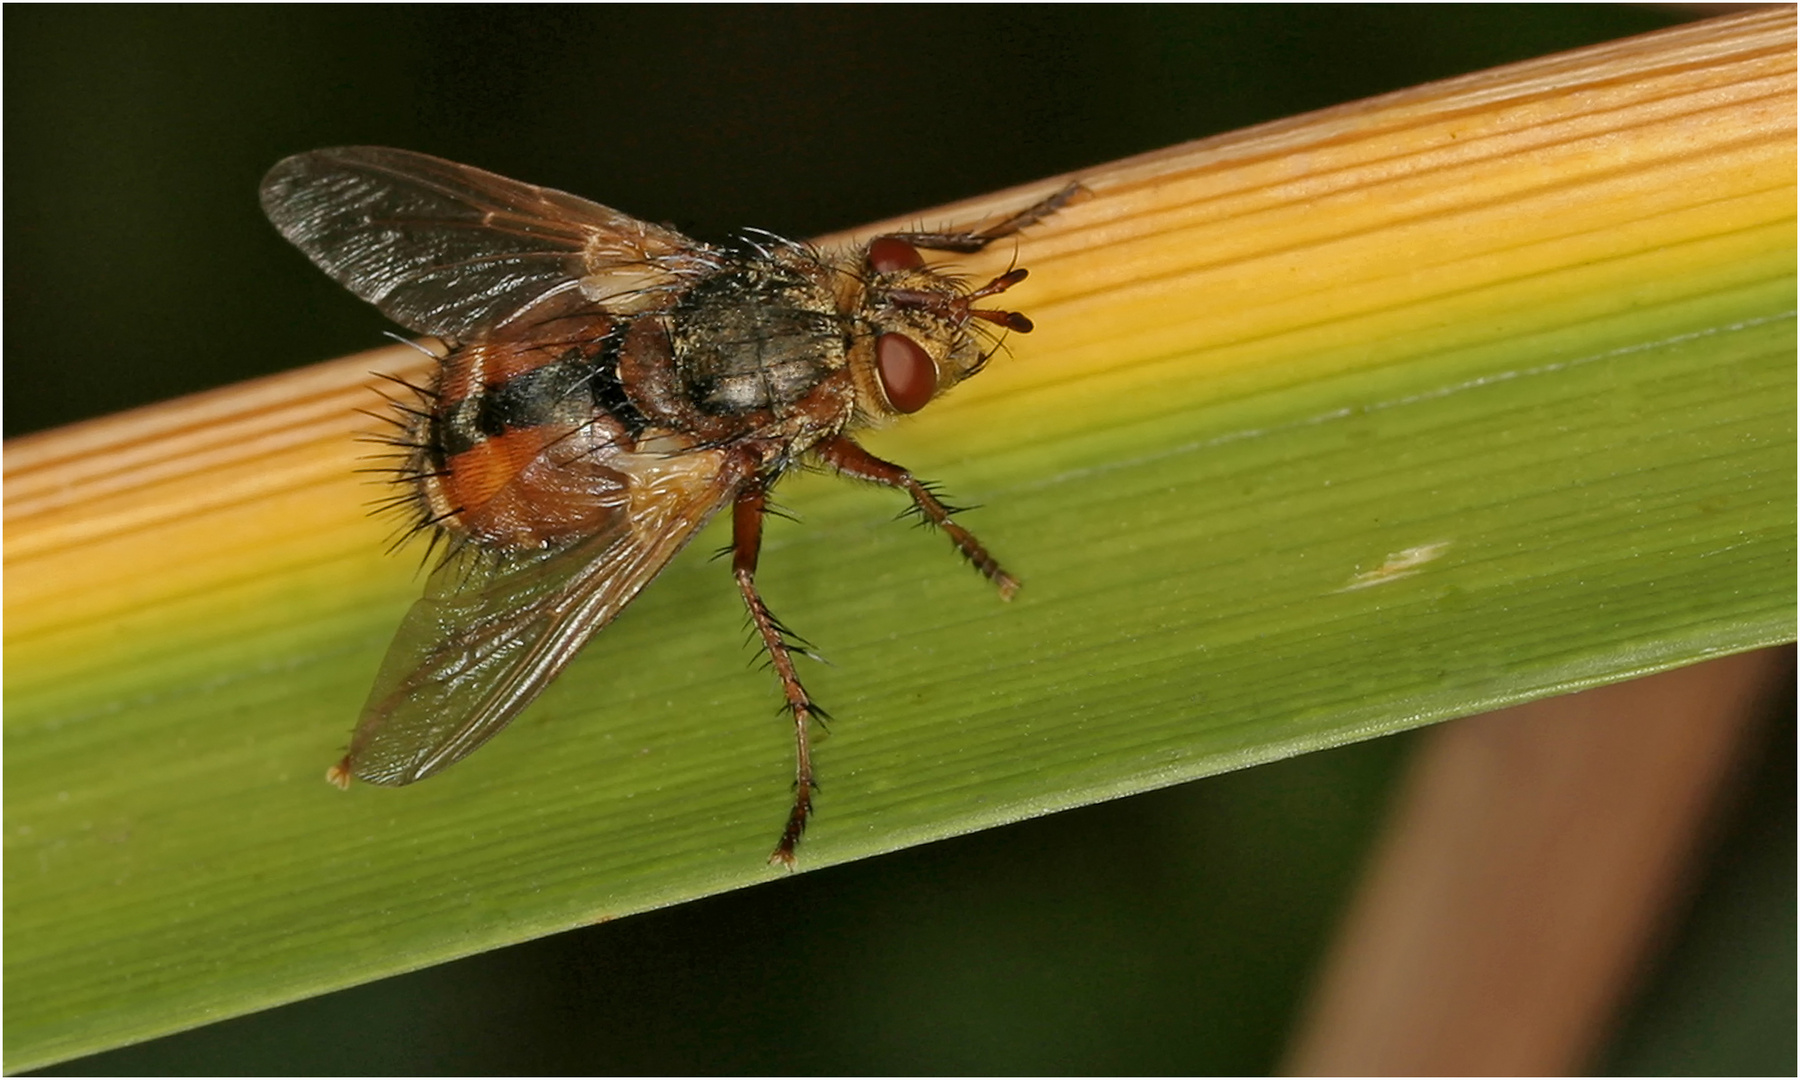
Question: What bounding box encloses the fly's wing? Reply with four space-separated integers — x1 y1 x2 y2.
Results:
259 146 718 341
345 447 748 785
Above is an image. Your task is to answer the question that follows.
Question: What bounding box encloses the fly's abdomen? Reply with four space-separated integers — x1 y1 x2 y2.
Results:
419 319 638 548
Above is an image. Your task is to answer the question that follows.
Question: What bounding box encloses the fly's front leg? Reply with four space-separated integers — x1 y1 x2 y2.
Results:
882 181 1087 253
734 482 819 867
816 434 1019 600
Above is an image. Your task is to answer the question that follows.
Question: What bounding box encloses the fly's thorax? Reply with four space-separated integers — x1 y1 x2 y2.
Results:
666 248 847 417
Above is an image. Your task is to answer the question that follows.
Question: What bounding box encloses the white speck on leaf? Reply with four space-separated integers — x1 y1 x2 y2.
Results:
1338 541 1453 592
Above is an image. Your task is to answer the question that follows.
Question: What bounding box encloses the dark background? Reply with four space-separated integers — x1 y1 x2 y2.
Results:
11 6 1792 1074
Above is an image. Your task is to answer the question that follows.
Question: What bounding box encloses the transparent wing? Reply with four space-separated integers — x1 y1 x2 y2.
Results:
345 448 745 785
260 146 718 341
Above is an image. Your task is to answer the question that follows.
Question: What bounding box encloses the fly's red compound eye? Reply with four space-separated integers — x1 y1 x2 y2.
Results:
867 237 924 274
876 332 937 413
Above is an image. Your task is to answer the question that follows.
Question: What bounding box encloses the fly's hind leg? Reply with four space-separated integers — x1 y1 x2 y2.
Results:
816 434 1018 600
734 482 821 867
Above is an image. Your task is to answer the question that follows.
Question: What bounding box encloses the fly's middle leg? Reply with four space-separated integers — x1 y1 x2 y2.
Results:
733 482 819 867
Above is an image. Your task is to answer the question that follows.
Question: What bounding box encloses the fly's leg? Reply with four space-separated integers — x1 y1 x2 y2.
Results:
816 434 1018 600
734 483 819 867
881 181 1087 253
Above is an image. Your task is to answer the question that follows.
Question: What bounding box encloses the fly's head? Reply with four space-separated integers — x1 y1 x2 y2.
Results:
847 236 1034 422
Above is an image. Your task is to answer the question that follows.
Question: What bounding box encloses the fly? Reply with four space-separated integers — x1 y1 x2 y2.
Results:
260 147 1080 864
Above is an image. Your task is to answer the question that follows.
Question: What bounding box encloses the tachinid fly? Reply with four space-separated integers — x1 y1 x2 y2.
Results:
260 147 1080 864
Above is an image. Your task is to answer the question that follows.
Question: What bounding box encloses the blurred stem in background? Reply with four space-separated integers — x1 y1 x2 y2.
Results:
1287 647 1793 1075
